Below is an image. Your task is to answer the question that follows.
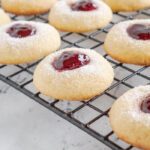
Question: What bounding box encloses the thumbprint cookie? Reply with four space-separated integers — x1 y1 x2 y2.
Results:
103 0 150 12
1 0 57 15
33 48 114 101
109 85 150 150
104 20 150 66
49 0 112 32
0 21 61 64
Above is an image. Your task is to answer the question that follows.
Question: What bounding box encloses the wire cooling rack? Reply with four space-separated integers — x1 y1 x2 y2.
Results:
0 7 150 150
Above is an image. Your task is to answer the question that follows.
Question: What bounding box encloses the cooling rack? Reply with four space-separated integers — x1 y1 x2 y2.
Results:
0 7 150 150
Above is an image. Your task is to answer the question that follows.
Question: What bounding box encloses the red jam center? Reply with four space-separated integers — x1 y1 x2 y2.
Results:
7 24 36 38
71 0 97 11
52 51 90 71
127 24 150 40
141 96 150 113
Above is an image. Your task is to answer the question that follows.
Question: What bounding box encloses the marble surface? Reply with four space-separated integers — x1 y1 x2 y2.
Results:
0 81 111 150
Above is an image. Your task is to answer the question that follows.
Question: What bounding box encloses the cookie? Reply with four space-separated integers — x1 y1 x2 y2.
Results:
104 20 150 66
33 48 114 101
1 0 57 16
103 0 150 12
109 85 150 150
49 0 112 32
0 9 11 25
0 21 61 64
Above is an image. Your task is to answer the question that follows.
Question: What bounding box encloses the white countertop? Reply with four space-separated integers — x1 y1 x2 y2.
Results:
0 81 111 150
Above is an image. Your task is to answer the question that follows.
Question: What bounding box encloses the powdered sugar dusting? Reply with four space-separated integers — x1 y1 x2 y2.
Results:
57 0 111 18
41 47 113 77
118 85 150 126
0 21 57 48
0 21 60 64
108 19 150 49
49 0 112 31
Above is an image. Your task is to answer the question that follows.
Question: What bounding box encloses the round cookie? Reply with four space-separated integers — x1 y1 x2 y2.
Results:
103 0 150 12
49 0 112 32
104 19 150 66
109 85 150 150
0 21 61 64
1 0 57 16
33 48 114 101
0 9 11 25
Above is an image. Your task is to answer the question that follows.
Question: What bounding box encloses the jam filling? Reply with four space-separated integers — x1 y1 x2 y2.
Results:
141 95 150 113
52 51 90 71
7 24 36 38
127 24 150 40
71 0 97 11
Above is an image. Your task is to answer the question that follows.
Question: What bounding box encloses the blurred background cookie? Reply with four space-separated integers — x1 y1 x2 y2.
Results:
103 0 150 12
1 0 57 15
49 0 112 32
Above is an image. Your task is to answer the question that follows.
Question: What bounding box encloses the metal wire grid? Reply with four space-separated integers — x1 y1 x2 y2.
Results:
0 8 150 150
